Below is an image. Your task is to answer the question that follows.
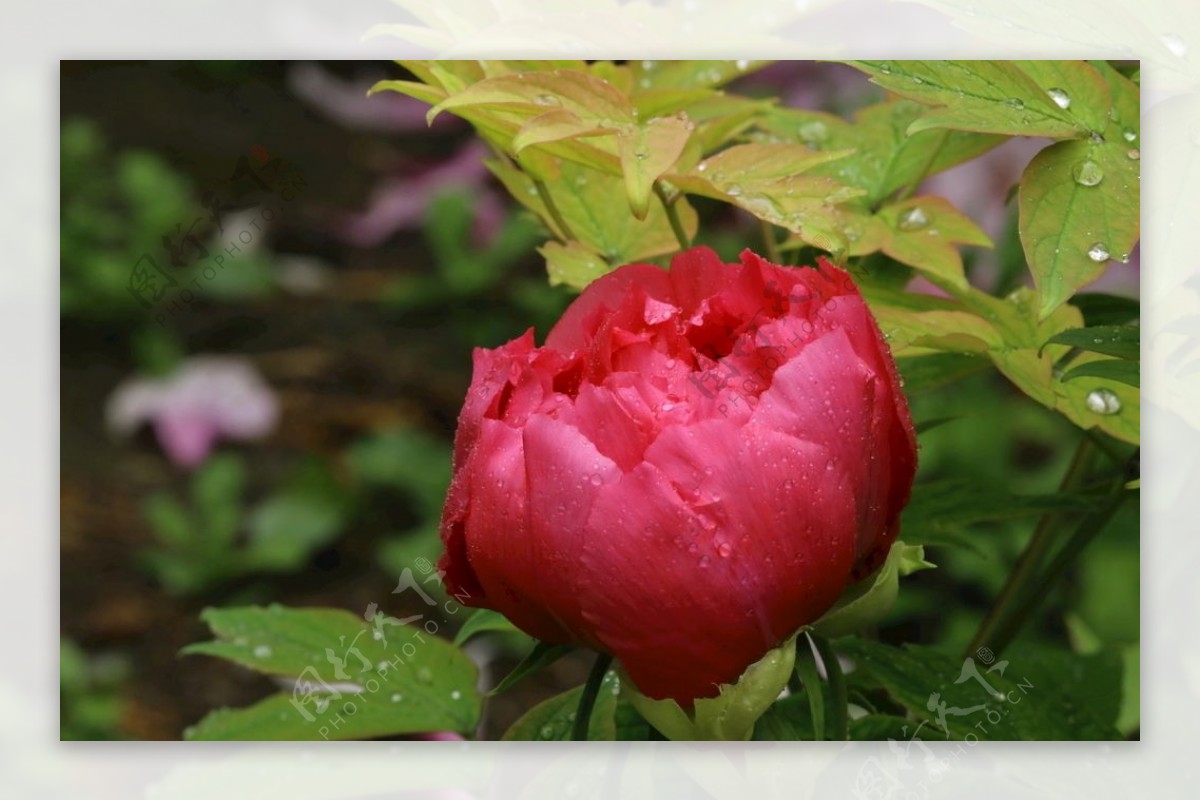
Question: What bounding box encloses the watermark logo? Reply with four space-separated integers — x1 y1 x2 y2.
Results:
126 146 308 326
284 562 474 739
853 647 1035 799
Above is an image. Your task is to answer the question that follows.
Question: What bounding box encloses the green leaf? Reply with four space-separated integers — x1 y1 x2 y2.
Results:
1019 137 1140 317
632 60 759 91
453 609 524 647
624 633 797 741
489 157 695 265
759 101 1004 202
512 107 614 153
538 240 612 290
244 492 343 572
346 428 451 517
900 478 1099 549
501 671 621 741
812 541 934 637
1044 324 1139 360
1061 359 1140 388
991 347 1140 444
1070 293 1140 326
874 196 993 290
183 606 481 740
427 69 633 127
615 113 693 219
1015 60 1113 136
845 61 1090 139
848 714 948 741
488 641 574 696
142 493 194 549
671 143 864 252
191 453 245 513
837 638 1122 740
792 637 826 741
895 353 991 395
751 694 818 741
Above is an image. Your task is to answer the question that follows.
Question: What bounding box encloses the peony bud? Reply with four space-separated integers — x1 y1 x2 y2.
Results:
438 247 917 704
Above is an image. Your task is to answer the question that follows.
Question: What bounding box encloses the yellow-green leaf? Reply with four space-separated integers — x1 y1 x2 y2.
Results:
1019 137 1140 317
616 113 693 219
539 240 612 290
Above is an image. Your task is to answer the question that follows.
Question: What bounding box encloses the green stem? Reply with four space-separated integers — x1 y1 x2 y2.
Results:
655 182 691 251
990 479 1129 649
571 652 613 741
534 178 576 242
759 219 782 264
966 437 1097 657
811 634 848 741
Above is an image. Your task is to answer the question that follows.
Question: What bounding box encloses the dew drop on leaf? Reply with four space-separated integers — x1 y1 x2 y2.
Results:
798 121 828 148
1072 159 1103 186
1087 242 1110 262
1127 148 1140 161
1123 127 1138 142
1046 87 1071 109
253 645 272 658
1085 388 1122 415
897 206 930 231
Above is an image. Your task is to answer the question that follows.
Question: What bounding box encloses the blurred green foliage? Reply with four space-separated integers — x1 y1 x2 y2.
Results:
60 639 130 741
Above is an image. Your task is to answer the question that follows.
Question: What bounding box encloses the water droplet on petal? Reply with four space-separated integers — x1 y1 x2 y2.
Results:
1072 159 1103 186
1085 388 1122 415
897 206 930 231
698 555 711 568
1087 242 1110 262
1046 87 1071 109
588 473 603 486
534 94 560 106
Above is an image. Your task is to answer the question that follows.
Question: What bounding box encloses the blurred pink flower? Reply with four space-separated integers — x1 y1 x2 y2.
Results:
331 139 503 249
287 62 461 134
106 356 279 468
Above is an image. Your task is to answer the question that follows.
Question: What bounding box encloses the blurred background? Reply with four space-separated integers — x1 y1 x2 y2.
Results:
59 61 1138 741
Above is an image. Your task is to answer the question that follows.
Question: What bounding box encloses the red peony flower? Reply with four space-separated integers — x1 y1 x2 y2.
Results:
437 247 916 703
